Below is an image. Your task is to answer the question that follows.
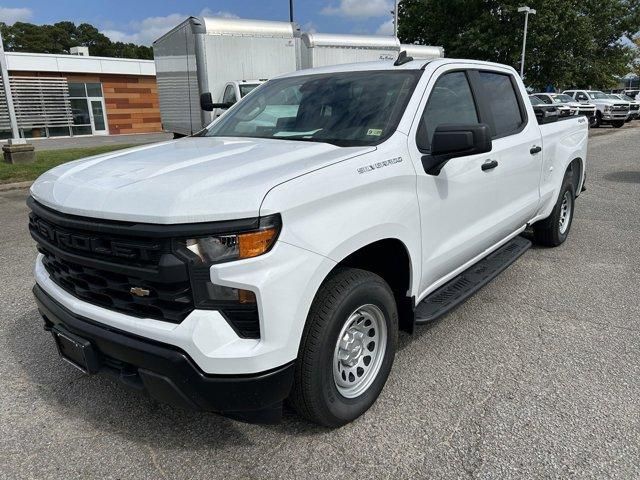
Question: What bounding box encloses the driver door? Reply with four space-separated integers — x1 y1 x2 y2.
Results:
409 68 507 294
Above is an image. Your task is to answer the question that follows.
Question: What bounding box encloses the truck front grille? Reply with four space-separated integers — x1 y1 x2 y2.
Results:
29 199 195 324
40 249 193 322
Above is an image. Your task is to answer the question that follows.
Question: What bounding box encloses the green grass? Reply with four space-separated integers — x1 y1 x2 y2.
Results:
0 144 136 184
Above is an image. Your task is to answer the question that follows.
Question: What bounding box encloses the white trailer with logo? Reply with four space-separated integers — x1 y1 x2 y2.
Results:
153 17 299 136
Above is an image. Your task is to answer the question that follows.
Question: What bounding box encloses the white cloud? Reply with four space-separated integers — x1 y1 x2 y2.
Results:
101 9 238 46
376 18 394 35
0 6 33 25
322 0 393 18
302 21 318 34
199 8 239 19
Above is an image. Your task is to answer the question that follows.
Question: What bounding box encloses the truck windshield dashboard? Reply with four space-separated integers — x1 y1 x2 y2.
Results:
203 70 421 147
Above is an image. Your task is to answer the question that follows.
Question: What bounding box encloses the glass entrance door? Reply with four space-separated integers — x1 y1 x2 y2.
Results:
88 98 108 135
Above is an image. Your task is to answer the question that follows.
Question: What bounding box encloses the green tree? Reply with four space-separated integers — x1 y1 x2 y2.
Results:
0 21 153 60
398 0 640 90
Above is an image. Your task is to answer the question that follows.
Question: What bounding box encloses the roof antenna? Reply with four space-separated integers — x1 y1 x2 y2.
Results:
394 50 413 66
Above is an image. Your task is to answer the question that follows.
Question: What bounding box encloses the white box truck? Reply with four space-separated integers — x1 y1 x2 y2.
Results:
298 33 400 68
401 43 445 60
154 16 445 137
153 17 299 136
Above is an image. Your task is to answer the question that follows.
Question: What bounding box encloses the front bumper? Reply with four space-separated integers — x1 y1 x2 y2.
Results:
34 284 295 421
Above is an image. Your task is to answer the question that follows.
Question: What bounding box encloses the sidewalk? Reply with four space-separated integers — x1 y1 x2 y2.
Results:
1 132 172 151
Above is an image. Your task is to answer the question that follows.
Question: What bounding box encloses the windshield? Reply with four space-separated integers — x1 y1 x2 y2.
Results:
552 94 574 103
619 94 634 102
607 94 623 100
203 70 421 146
588 91 608 99
529 96 543 105
239 84 260 97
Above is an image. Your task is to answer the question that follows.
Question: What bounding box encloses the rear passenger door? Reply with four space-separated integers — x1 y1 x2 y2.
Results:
408 65 541 295
472 70 542 237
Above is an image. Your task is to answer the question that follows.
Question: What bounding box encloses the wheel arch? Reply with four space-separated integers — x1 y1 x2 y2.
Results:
322 238 416 333
566 157 584 196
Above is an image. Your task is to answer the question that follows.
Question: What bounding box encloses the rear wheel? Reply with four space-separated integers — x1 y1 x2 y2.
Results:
533 172 575 247
612 120 625 128
290 268 398 427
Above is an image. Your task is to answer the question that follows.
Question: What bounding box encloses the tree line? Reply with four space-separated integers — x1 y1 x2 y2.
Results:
0 21 153 60
398 0 640 90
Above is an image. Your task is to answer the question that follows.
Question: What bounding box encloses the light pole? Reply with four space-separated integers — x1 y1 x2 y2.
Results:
517 6 536 78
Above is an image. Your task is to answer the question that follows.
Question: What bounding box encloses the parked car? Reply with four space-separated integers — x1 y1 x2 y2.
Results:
551 93 597 123
29 57 588 427
529 95 560 123
563 89 629 128
610 93 640 120
532 93 576 117
623 89 639 100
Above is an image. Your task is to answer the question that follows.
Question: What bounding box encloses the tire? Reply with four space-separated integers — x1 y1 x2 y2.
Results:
612 120 625 128
533 172 576 247
290 267 398 427
592 112 602 128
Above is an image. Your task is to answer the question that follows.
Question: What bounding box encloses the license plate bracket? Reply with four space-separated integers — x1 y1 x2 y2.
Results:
52 326 101 374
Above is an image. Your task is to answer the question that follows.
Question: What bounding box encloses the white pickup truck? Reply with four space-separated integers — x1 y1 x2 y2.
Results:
29 57 588 427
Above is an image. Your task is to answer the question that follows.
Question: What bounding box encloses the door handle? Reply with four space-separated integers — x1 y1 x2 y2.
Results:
530 145 542 155
481 159 499 171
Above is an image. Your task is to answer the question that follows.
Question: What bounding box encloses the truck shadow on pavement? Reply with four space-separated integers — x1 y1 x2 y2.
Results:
5 309 328 444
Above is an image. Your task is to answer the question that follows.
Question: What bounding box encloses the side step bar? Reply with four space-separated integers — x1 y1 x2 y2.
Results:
415 236 532 324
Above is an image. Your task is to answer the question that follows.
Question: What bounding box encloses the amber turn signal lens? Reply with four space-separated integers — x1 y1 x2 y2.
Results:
238 228 278 259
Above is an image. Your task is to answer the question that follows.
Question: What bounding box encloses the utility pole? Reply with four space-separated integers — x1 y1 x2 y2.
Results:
517 6 536 78
0 31 20 141
393 0 399 37
289 0 294 23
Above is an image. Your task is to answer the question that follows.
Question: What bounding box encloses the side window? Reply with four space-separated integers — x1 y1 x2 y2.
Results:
417 71 479 151
222 85 237 105
536 95 552 104
476 71 524 137
575 92 588 101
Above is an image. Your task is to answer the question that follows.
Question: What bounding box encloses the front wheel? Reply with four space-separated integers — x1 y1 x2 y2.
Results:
612 120 625 128
290 268 398 427
533 173 575 247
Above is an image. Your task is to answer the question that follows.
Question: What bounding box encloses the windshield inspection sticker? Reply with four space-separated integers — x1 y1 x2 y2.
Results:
357 157 403 174
366 128 383 136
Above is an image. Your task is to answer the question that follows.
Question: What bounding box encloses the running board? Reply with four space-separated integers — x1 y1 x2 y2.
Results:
415 236 532 324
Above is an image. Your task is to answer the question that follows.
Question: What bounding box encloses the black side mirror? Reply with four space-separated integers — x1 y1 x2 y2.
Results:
422 123 492 175
200 92 215 111
200 92 234 111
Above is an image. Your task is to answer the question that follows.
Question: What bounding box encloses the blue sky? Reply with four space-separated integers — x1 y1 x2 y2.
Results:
0 1 397 45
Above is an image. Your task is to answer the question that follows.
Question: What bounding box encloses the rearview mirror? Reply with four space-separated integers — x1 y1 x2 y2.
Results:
422 123 492 175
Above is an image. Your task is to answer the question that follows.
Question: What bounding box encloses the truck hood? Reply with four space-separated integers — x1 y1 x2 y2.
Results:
30 137 374 223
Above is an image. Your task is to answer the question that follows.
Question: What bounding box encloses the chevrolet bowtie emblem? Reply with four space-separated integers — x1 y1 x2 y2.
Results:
130 287 151 297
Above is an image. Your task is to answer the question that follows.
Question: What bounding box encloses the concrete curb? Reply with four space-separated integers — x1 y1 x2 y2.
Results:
0 181 33 192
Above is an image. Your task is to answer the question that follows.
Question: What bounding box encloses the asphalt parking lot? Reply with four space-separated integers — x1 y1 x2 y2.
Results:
1 123 639 479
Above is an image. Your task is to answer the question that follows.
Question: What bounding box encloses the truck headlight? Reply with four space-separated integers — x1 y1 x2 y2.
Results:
176 214 281 338
184 215 280 264
604 105 611 112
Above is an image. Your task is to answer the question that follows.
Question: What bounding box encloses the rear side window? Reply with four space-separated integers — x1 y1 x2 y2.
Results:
477 72 524 137
417 71 479 151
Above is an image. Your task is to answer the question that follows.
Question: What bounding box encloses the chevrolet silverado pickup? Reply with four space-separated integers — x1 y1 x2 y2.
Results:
29 56 588 427
563 89 629 128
